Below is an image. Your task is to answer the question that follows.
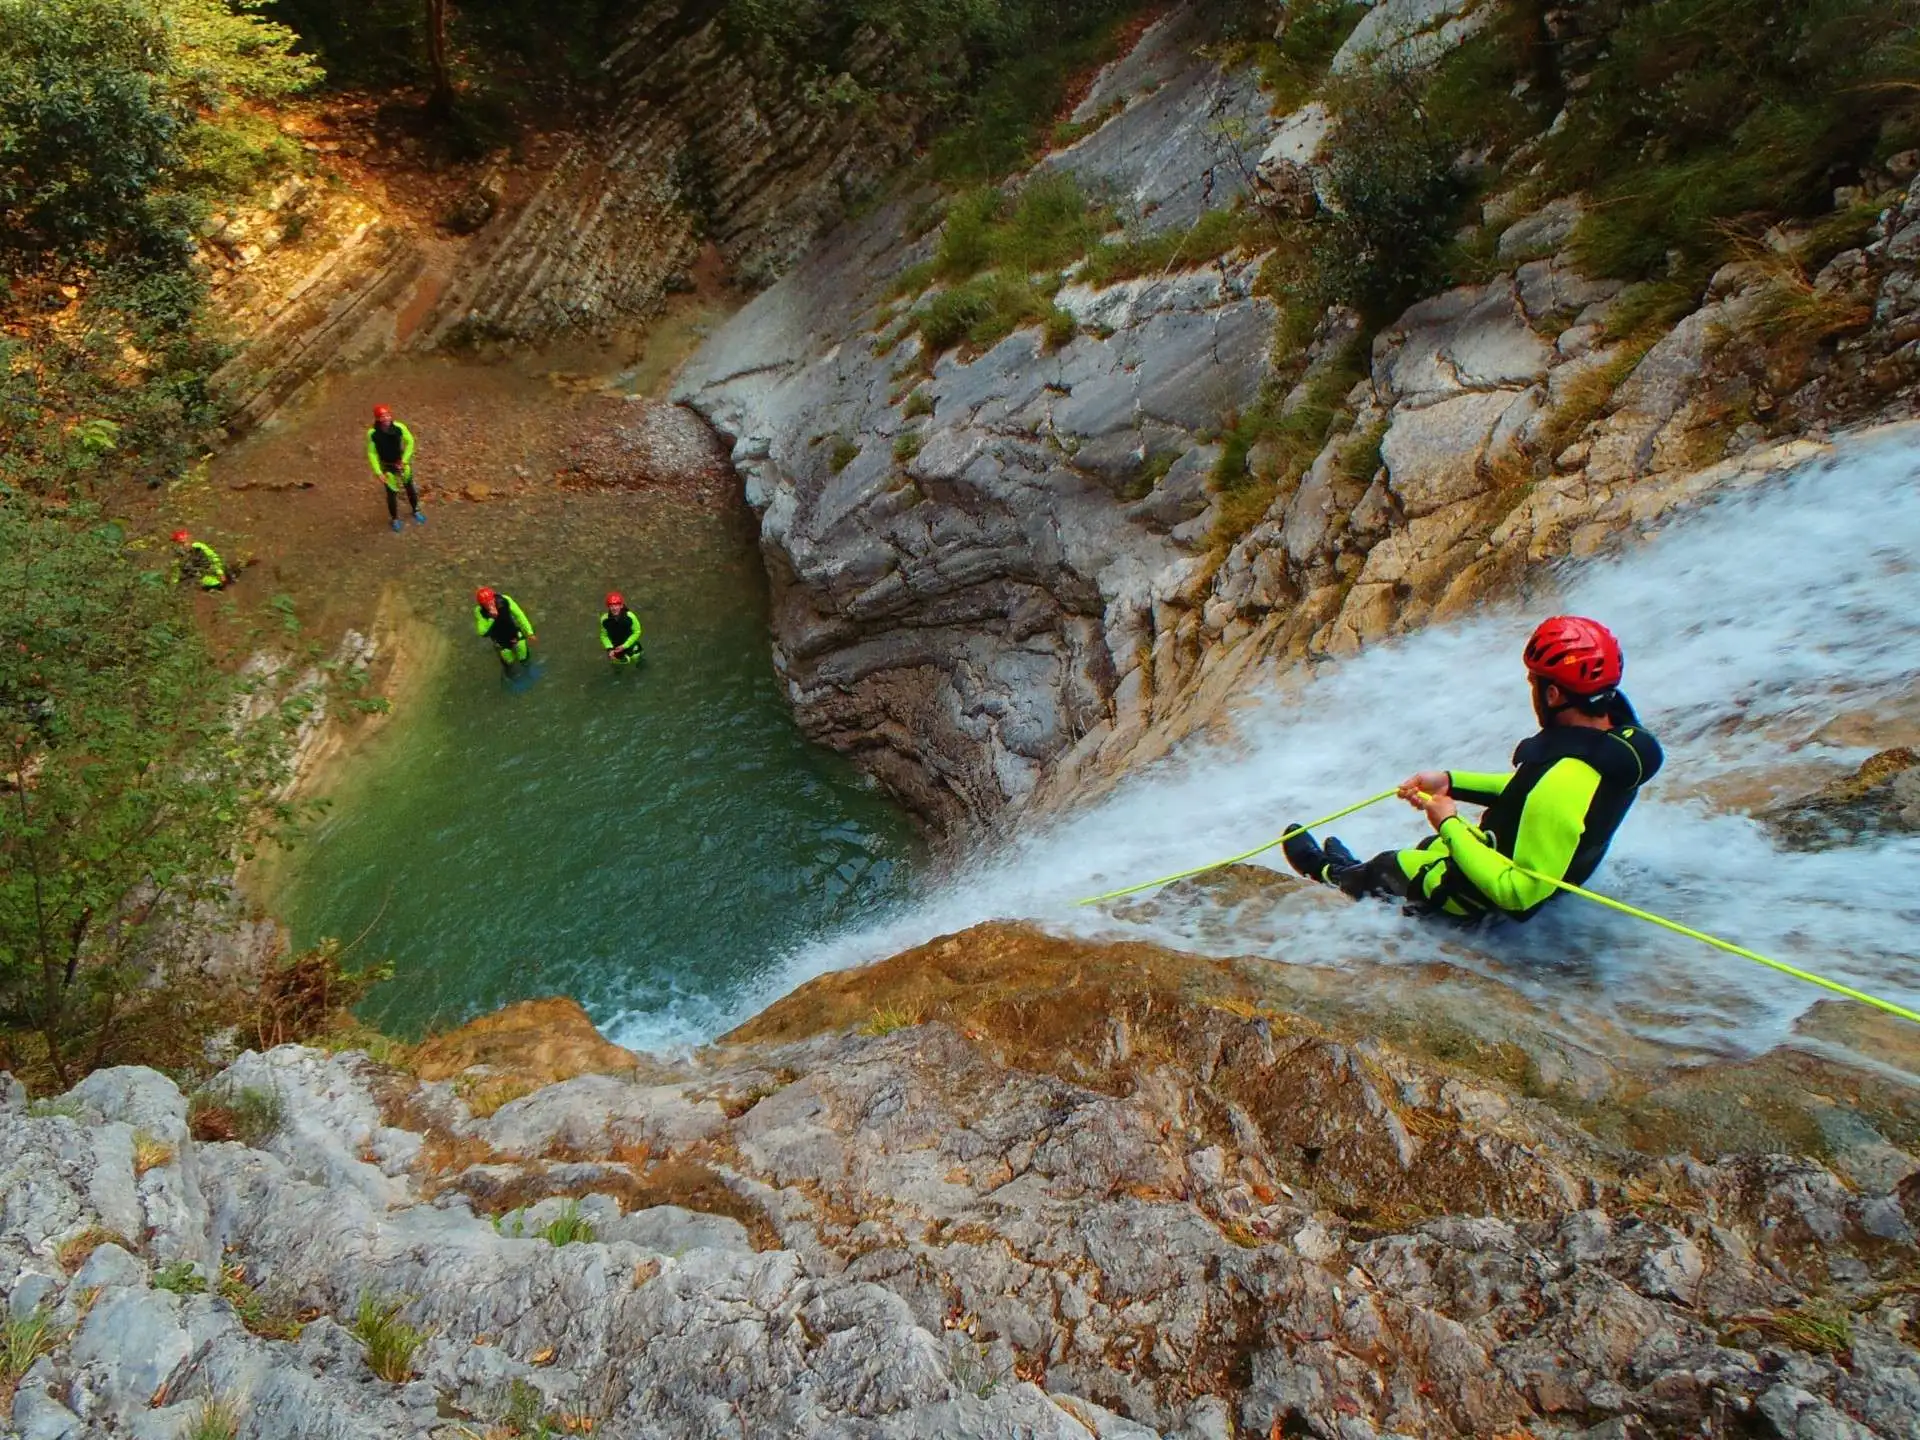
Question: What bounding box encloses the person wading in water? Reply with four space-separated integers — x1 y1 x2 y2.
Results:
473 587 535 672
599 592 644 664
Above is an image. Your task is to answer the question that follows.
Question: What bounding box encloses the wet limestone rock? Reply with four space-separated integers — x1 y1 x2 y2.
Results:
1763 747 1920 849
4 931 1917 1439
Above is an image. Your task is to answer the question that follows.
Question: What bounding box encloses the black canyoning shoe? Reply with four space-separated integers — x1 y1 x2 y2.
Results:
1282 826 1333 882
1322 835 1359 872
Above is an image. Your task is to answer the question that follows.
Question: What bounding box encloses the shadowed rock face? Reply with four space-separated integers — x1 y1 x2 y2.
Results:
4 925 1916 1438
677 9 1282 828
1764 748 1920 850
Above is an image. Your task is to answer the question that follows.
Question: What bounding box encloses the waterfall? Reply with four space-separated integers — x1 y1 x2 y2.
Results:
609 431 1920 1058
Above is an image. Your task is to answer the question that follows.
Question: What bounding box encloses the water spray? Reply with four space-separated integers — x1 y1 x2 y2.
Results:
1081 788 1920 1027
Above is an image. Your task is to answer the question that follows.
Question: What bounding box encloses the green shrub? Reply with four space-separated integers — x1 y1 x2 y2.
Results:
902 389 936 419
1549 0 1920 282
912 271 1072 354
931 175 1108 284
1256 0 1368 113
188 1084 286 1145
155 1260 209 1295
351 1294 428 1383
892 431 924 463
828 437 861 473
1080 208 1257 287
1312 71 1467 322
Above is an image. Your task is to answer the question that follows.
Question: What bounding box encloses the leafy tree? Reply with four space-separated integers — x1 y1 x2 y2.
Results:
0 0 191 276
0 502 304 1086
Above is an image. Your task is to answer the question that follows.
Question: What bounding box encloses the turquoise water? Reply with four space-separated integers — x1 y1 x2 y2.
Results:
277 492 923 1046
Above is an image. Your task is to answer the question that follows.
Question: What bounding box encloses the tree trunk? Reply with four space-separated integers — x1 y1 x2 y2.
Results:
425 0 454 116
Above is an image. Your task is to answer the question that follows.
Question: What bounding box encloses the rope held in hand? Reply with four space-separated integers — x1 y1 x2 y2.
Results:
1074 789 1402 906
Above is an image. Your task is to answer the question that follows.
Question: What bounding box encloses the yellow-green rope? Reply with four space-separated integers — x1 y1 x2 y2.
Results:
1075 789 1401 906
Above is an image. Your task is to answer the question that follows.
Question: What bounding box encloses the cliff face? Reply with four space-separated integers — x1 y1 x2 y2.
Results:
5 927 1917 1439
678 8 1284 827
209 0 930 436
676 1 1920 827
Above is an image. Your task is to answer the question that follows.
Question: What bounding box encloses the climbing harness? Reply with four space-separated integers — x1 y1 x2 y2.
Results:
1075 789 1401 905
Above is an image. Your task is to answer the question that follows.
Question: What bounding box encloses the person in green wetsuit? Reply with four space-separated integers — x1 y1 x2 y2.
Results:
1283 615 1664 921
171 529 228 590
474 587 535 669
367 404 424 532
599 591 643 664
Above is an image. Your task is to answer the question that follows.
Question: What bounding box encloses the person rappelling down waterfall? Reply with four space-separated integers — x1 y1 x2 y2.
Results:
474 588 535 671
1283 616 1664 922
599 592 644 664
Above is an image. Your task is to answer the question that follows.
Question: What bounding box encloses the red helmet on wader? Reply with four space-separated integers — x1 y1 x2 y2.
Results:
1524 616 1623 696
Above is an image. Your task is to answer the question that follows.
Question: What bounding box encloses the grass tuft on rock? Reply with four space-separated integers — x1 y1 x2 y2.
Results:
189 1083 287 1146
537 1200 597 1248
154 1260 208 1295
185 1395 242 1440
352 1294 429 1382
861 1005 921 1037
1 1305 65 1408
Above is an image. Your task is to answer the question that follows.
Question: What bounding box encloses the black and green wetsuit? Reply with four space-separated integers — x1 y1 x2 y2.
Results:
474 595 534 665
1332 699 1664 920
600 609 643 663
368 420 420 521
176 541 228 591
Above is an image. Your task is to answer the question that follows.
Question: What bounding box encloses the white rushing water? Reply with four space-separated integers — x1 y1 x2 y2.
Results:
611 431 1920 1058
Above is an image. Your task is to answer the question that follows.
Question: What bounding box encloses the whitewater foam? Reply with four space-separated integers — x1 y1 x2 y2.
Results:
608 431 1920 1059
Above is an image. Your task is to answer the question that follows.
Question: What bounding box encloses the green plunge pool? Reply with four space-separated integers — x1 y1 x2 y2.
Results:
275 491 923 1047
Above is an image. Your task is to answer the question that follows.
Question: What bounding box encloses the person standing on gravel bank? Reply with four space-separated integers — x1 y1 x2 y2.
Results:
367 404 425 532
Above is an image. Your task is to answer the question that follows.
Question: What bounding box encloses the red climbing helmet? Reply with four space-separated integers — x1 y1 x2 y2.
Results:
373 404 393 423
1524 616 1623 696
475 587 496 606
171 529 191 544
605 591 624 608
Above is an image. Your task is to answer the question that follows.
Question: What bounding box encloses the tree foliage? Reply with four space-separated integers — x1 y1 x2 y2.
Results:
0 503 305 1086
0 0 316 280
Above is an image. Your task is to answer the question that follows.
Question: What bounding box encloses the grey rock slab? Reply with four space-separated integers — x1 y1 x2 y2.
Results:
70 1286 190 1417
10 1383 82 1440
67 1067 190 1148
1378 280 1553 403
1333 0 1495 73
9 1270 60 1321
1380 389 1517 516
602 1204 754 1256
1042 48 1276 234
1499 197 1587 261
70 1240 146 1291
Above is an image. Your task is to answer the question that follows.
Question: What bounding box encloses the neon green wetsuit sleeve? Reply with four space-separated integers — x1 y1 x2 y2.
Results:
367 429 383 479
1449 771 1512 805
398 422 416 473
506 597 532 635
473 605 491 638
1439 756 1601 912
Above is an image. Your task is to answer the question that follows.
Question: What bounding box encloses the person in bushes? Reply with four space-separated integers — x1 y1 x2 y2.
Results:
171 530 230 590
1284 616 1663 921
